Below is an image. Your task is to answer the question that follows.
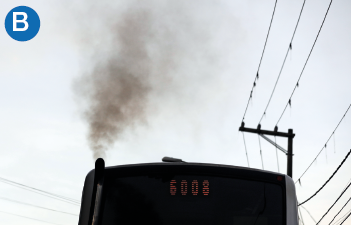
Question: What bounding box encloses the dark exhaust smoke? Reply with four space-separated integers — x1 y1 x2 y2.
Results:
74 1 241 159
76 10 155 159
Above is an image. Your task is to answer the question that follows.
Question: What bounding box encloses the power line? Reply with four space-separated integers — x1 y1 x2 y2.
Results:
0 177 80 205
257 135 264 169
0 176 79 202
0 210 64 225
295 104 351 184
0 196 78 216
342 178 351 192
298 205 305 225
242 132 250 167
258 0 307 124
276 0 334 126
298 149 351 206
241 0 278 123
274 136 280 172
339 211 351 225
300 205 317 223
316 179 351 225
0 176 80 205
328 197 351 225
331 180 351 225
333 209 351 225
333 210 350 225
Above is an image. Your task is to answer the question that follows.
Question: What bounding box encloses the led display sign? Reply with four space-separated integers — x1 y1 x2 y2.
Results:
170 179 209 196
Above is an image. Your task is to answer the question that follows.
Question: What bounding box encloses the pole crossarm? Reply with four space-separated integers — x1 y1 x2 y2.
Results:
259 134 288 154
239 122 295 138
238 122 295 178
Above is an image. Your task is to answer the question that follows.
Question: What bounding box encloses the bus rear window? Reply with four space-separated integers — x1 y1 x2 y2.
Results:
101 175 284 225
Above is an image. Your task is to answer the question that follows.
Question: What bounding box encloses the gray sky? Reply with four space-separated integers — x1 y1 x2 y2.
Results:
1 0 351 224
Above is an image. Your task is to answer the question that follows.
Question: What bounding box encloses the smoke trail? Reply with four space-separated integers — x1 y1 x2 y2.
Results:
74 1 241 159
75 8 157 159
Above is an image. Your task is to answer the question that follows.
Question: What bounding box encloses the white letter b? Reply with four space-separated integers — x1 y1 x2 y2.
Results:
13 12 29 31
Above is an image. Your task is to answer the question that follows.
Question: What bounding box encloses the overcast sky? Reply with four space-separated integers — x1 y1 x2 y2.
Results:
1 0 351 224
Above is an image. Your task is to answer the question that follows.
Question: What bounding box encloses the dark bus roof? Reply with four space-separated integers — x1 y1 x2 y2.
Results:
102 162 286 183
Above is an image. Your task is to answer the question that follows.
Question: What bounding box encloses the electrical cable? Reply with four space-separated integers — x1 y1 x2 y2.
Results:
328 197 351 225
242 132 250 167
0 178 80 204
316 180 351 224
333 179 351 225
274 136 280 172
0 177 79 202
0 177 80 205
298 205 305 225
258 0 307 124
333 134 336 153
0 179 80 205
342 178 351 192
298 149 351 206
0 210 64 225
295 104 351 184
339 211 351 225
275 0 334 126
300 205 316 223
241 0 278 123
258 135 264 169
333 209 351 225
0 196 78 216
331 210 351 225
331 181 351 225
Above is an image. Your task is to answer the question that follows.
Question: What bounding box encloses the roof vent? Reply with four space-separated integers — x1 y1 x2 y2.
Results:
162 157 184 163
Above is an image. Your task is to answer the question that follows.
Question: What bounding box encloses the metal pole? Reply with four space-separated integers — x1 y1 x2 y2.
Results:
287 129 293 178
239 123 295 177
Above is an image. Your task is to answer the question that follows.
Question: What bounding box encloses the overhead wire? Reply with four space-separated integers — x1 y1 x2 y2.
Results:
0 196 78 216
295 104 351 184
315 180 351 225
342 178 351 192
0 176 79 202
330 179 351 225
300 205 317 223
258 0 307 124
274 136 280 172
339 211 351 225
0 176 80 205
257 135 264 169
0 178 80 205
333 134 336 153
0 210 64 225
298 205 305 225
328 197 351 225
298 149 351 206
242 132 250 167
333 209 351 225
275 0 334 126
241 0 278 123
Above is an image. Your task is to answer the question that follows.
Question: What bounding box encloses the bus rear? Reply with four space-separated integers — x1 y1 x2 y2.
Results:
78 159 298 225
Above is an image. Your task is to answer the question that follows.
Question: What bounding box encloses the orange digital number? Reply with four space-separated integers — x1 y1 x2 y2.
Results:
181 180 187 195
192 180 199 195
203 180 209 195
170 180 177 195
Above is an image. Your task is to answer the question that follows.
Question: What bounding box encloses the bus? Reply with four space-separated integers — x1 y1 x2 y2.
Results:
78 158 298 225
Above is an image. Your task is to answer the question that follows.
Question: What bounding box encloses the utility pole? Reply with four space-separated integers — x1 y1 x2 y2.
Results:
239 122 295 178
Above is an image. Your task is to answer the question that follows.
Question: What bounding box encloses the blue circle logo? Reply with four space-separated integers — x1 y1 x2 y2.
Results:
5 6 40 42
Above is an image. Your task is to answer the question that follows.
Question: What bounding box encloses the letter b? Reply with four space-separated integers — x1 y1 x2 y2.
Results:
5 6 40 41
13 12 29 31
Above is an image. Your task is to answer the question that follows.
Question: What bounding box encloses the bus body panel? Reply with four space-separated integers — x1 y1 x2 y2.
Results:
285 175 298 225
78 170 94 225
78 162 298 225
